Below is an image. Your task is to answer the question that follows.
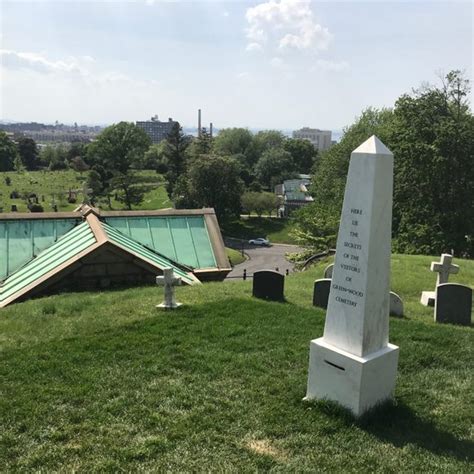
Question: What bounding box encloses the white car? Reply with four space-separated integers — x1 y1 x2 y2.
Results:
248 238 271 247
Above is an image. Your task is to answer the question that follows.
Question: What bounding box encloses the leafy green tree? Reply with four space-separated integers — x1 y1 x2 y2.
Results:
174 155 244 220
253 130 287 157
17 137 39 170
144 142 168 172
67 142 87 163
110 172 145 210
188 128 213 159
87 122 151 173
241 191 281 217
293 108 395 252
255 148 296 188
284 138 317 173
163 123 191 195
213 128 256 168
86 122 150 208
390 70 474 255
70 156 90 175
0 131 18 171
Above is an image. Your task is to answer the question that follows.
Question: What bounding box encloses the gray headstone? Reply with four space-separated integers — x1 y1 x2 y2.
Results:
389 291 404 318
324 263 334 279
435 283 472 326
313 278 331 309
252 270 285 302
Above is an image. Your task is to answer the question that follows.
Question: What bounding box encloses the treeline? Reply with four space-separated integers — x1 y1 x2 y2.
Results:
0 125 317 215
293 70 474 257
0 136 89 173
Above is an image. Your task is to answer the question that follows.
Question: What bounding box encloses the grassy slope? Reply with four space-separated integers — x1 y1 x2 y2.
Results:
226 247 246 267
222 216 297 245
0 255 473 471
0 170 171 212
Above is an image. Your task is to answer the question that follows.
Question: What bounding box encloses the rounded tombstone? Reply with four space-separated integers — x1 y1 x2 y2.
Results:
252 270 285 302
389 291 404 318
324 263 334 279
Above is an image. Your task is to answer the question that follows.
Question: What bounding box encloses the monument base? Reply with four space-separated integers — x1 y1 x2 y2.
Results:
156 303 182 310
420 291 435 307
304 338 399 417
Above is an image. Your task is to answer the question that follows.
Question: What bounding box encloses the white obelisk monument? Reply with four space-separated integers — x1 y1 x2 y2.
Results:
305 136 399 416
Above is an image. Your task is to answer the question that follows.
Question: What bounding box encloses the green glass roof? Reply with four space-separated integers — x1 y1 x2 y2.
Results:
102 222 197 285
104 216 217 269
0 222 95 304
0 218 79 280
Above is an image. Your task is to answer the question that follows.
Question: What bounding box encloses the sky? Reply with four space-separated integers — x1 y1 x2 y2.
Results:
0 0 472 131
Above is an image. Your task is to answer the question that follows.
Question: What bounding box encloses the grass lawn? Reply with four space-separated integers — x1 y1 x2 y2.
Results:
0 170 171 213
222 216 297 245
0 254 473 471
226 247 247 267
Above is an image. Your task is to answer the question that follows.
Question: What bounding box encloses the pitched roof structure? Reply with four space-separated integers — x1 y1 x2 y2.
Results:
0 207 230 308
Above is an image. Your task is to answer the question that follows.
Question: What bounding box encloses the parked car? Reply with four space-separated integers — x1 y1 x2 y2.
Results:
248 238 271 247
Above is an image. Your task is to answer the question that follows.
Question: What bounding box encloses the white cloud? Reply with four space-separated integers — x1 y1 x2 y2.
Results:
270 57 285 68
245 0 332 53
237 72 251 80
0 49 83 75
314 59 349 72
246 42 264 53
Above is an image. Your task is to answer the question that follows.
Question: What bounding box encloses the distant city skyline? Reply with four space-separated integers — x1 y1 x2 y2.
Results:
1 1 472 131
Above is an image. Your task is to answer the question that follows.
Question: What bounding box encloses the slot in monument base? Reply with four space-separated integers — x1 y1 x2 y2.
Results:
304 338 399 417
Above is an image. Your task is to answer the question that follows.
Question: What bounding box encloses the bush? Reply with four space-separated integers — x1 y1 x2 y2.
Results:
67 196 77 204
29 203 44 213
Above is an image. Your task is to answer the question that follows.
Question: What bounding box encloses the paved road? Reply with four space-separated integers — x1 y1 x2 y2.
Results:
225 242 304 280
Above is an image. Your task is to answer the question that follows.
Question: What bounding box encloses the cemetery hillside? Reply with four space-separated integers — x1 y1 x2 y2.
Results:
1 254 473 471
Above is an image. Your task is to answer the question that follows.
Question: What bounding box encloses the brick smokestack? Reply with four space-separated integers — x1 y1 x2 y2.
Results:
198 109 201 137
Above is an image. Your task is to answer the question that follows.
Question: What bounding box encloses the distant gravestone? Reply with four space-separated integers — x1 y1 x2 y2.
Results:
324 263 334 279
435 283 472 326
305 136 399 417
421 254 459 307
253 270 284 302
389 292 404 318
313 279 331 309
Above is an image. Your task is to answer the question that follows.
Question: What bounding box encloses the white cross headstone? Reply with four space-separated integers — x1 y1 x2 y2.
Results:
420 254 459 306
156 268 182 309
431 254 459 286
305 136 399 417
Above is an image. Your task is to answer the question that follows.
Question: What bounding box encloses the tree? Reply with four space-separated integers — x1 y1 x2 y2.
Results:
70 156 90 174
110 172 145 210
188 128 213 159
86 122 151 208
163 123 191 195
213 128 257 168
143 142 168 172
87 122 151 173
292 108 395 252
0 131 18 172
390 70 474 256
255 148 296 188
67 142 87 163
253 130 286 157
17 137 39 170
241 191 281 217
173 155 244 220
284 138 317 174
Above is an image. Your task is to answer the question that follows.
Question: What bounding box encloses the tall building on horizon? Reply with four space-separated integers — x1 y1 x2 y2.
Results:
293 127 332 152
136 115 178 144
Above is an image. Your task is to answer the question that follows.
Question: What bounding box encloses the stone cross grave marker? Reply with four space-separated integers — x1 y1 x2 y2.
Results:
420 254 459 306
305 136 399 417
156 268 182 309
